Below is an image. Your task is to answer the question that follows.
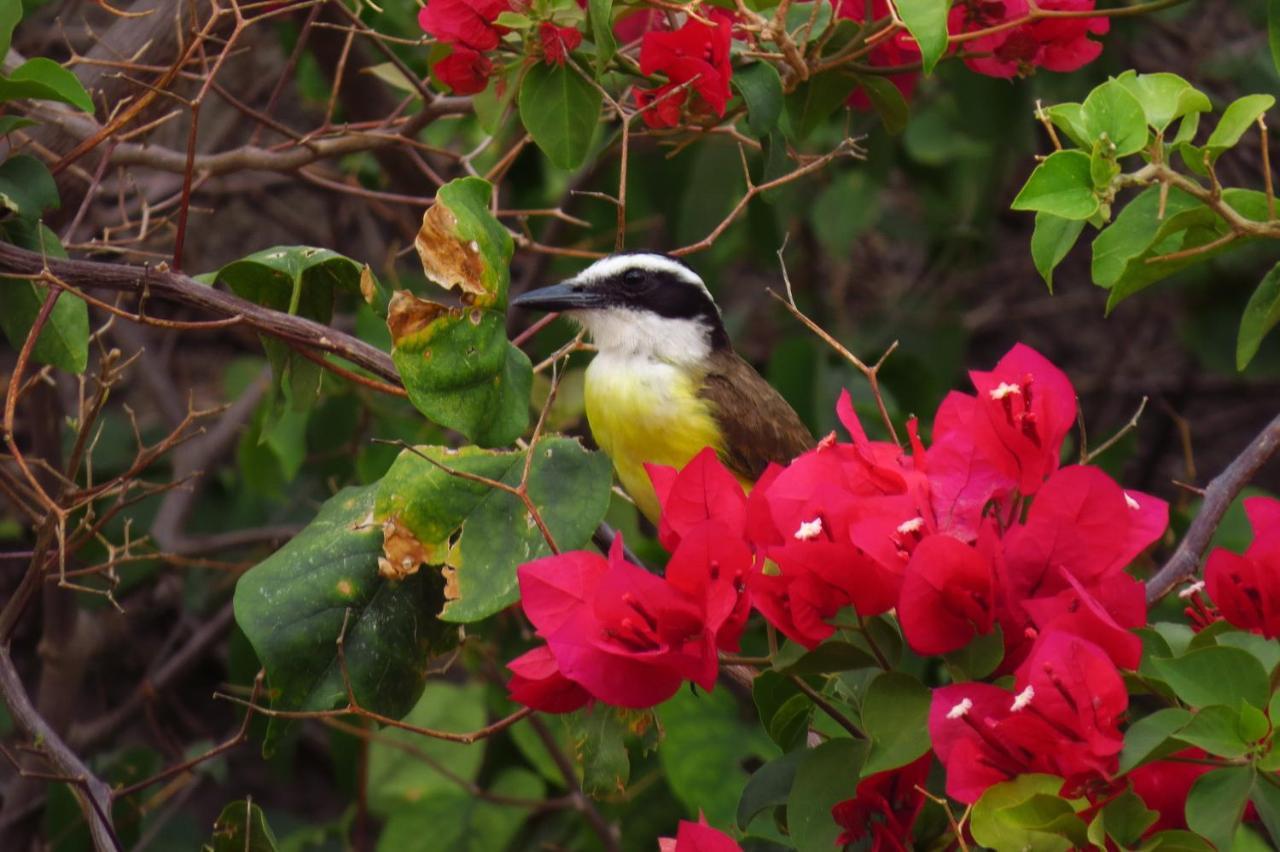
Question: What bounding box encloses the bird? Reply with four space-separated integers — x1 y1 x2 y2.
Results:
511 252 814 524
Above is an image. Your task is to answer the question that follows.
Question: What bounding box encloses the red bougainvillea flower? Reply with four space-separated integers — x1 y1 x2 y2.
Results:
505 645 591 713
634 85 688 129
1204 496 1280 637
418 0 509 51
899 530 997 655
948 0 1109 79
647 447 748 551
831 753 932 851
658 814 742 852
637 15 733 124
431 47 494 96
831 0 922 107
510 527 750 710
929 630 1126 802
538 22 582 66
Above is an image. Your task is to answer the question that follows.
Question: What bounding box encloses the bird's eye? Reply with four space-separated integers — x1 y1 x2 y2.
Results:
623 269 646 288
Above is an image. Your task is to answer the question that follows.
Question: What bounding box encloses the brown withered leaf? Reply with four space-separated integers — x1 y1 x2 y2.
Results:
415 202 487 299
386 289 450 344
378 515 428 581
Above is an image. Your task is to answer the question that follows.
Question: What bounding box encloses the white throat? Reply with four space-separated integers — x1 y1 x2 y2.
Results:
572 308 712 365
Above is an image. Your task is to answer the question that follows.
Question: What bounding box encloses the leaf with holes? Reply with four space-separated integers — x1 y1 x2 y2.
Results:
393 178 532 447
373 438 612 623
233 485 458 746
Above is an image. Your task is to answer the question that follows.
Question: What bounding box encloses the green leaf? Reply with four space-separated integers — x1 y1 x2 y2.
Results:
1237 261 1280 370
233 485 457 734
0 58 94 113
366 683 486 816
1251 773 1280 849
0 116 35 136
1045 102 1089 148
1177 705 1250 759
737 749 805 830
0 154 58 218
1114 71 1212 134
732 62 784 138
752 671 811 751
1095 787 1158 848
659 687 779 827
1119 707 1193 773
1081 78 1149 157
893 0 949 73
1206 95 1275 159
518 62 601 171
393 178 532 447
1031 212 1086 293
588 0 616 77
374 438 612 622
971 775 1087 852
1186 766 1254 852
374 768 541 852
772 640 876 676
215 245 363 412
1271 0 1280 75
574 704 633 797
854 73 908 135
784 70 856 141
1011 150 1098 220
860 672 930 777
1091 185 1200 288
208 800 278 852
1151 646 1270 711
0 0 21 60
1216 630 1280 676
786 738 865 852
0 218 89 374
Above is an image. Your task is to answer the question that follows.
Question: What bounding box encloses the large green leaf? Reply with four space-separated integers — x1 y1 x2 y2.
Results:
1118 707 1192 773
737 749 805 830
1186 766 1254 852
786 738 864 852
1206 95 1275 159
374 438 612 623
855 73 908 135
659 687 779 827
0 58 94 113
215 245 363 411
894 0 949 73
732 62 784 138
233 485 457 731
1176 705 1251 759
0 218 88 374
367 683 487 816
0 0 21 60
859 672 930 777
206 800 278 852
518 62 601 171
1011 150 1098 220
0 154 57 218
393 178 532 447
374 768 542 852
1150 646 1270 711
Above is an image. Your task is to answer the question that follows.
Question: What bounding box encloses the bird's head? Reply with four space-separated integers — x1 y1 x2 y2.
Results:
511 252 730 363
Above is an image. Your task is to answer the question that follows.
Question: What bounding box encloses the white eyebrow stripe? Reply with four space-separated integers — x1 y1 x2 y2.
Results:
572 253 711 298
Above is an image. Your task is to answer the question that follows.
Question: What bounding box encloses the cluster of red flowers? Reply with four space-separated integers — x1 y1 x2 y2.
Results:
948 0 1110 78
417 0 581 95
415 1 1112 126
1200 496 1280 637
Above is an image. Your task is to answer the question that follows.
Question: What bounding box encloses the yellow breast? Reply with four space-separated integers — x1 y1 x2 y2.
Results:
584 354 723 524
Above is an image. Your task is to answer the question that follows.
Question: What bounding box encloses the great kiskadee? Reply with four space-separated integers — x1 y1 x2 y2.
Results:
512 252 814 523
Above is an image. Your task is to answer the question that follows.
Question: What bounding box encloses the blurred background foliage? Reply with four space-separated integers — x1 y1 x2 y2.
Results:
0 0 1278 849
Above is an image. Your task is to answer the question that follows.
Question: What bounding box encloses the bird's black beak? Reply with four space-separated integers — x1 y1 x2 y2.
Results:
510 280 607 312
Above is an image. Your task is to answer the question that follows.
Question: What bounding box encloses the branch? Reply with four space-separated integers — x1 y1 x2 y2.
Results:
0 645 118 851
0 242 397 383
1145 411 1280 603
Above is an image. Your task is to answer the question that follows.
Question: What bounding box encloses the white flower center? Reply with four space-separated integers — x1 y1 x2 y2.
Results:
794 518 823 541
1124 492 1140 511
896 517 925 536
1178 580 1206 600
1010 685 1035 712
989 382 1022 400
946 698 973 720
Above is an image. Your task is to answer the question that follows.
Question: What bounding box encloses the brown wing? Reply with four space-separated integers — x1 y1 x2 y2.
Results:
697 350 815 481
